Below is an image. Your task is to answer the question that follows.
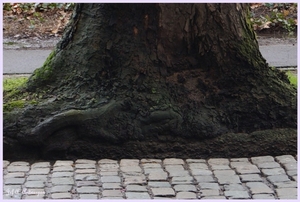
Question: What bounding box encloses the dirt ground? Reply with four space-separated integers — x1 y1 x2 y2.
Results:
3 3 297 41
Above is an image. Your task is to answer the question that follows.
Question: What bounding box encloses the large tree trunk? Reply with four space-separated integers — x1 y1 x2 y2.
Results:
4 3 296 160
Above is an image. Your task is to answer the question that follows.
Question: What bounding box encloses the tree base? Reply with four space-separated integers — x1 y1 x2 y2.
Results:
4 128 296 161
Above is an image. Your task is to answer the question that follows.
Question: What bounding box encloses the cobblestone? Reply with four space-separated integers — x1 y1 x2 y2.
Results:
2 155 297 199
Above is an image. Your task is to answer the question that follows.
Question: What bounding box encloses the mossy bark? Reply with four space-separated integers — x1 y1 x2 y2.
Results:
3 3 296 160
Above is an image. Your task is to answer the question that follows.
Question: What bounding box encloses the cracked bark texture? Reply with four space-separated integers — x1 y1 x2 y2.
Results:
3 3 297 160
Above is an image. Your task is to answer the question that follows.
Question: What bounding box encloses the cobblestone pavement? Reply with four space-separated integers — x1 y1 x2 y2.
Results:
3 155 297 200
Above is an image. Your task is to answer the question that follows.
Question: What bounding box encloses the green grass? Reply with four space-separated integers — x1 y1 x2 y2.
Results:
286 71 297 87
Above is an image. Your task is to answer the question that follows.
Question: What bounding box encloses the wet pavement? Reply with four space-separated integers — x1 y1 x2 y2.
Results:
3 155 297 200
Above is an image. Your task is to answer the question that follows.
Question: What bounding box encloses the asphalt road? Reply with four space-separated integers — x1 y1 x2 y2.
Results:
2 44 297 74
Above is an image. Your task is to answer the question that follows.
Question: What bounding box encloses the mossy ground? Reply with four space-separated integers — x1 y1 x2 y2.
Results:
286 71 297 86
3 76 38 111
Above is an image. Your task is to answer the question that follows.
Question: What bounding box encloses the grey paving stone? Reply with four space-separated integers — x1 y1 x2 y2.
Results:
4 178 26 185
75 173 98 181
99 164 119 171
165 164 184 171
53 166 74 172
51 192 72 199
251 156 275 164
267 175 290 183
77 186 99 194
51 177 74 185
120 159 139 166
173 184 197 192
190 169 212 176
101 196 124 199
148 171 168 181
273 181 297 188
23 195 45 199
261 168 286 176
29 168 50 175
176 191 197 199
230 158 249 162
142 163 162 168
252 194 276 199
53 160 73 167
200 189 220 196
188 163 209 169
186 159 206 163
3 160 10 168
76 181 98 187
201 196 226 199
291 175 297 181
144 168 165 174
230 161 252 168
208 158 229 165
140 159 162 163
120 166 142 173
213 170 236 176
255 161 281 169
276 188 297 199
198 183 220 190
4 172 26 179
75 164 96 169
224 183 246 191
215 175 241 184
163 158 184 165
151 187 175 197
246 182 274 194
24 181 45 188
100 171 119 176
75 168 96 174
125 192 151 199
286 169 297 176
239 174 263 182
235 165 261 174
10 161 30 166
4 194 22 200
171 176 194 184
79 194 98 199
50 185 72 193
168 169 190 177
211 164 231 170
194 175 216 183
224 191 250 199
148 181 172 188
282 163 297 170
153 197 174 199
125 185 148 192
102 183 122 189
101 176 121 183
98 159 118 164
31 162 50 168
27 175 48 181
7 166 29 172
76 159 96 164
123 176 146 185
51 171 73 178
102 190 124 197
275 155 297 164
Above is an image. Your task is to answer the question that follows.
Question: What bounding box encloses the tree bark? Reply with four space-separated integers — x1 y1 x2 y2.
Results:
4 3 296 160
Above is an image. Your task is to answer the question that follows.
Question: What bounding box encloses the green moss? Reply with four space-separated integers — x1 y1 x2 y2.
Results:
286 71 297 87
3 76 28 91
3 76 40 112
3 100 25 111
26 50 56 90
